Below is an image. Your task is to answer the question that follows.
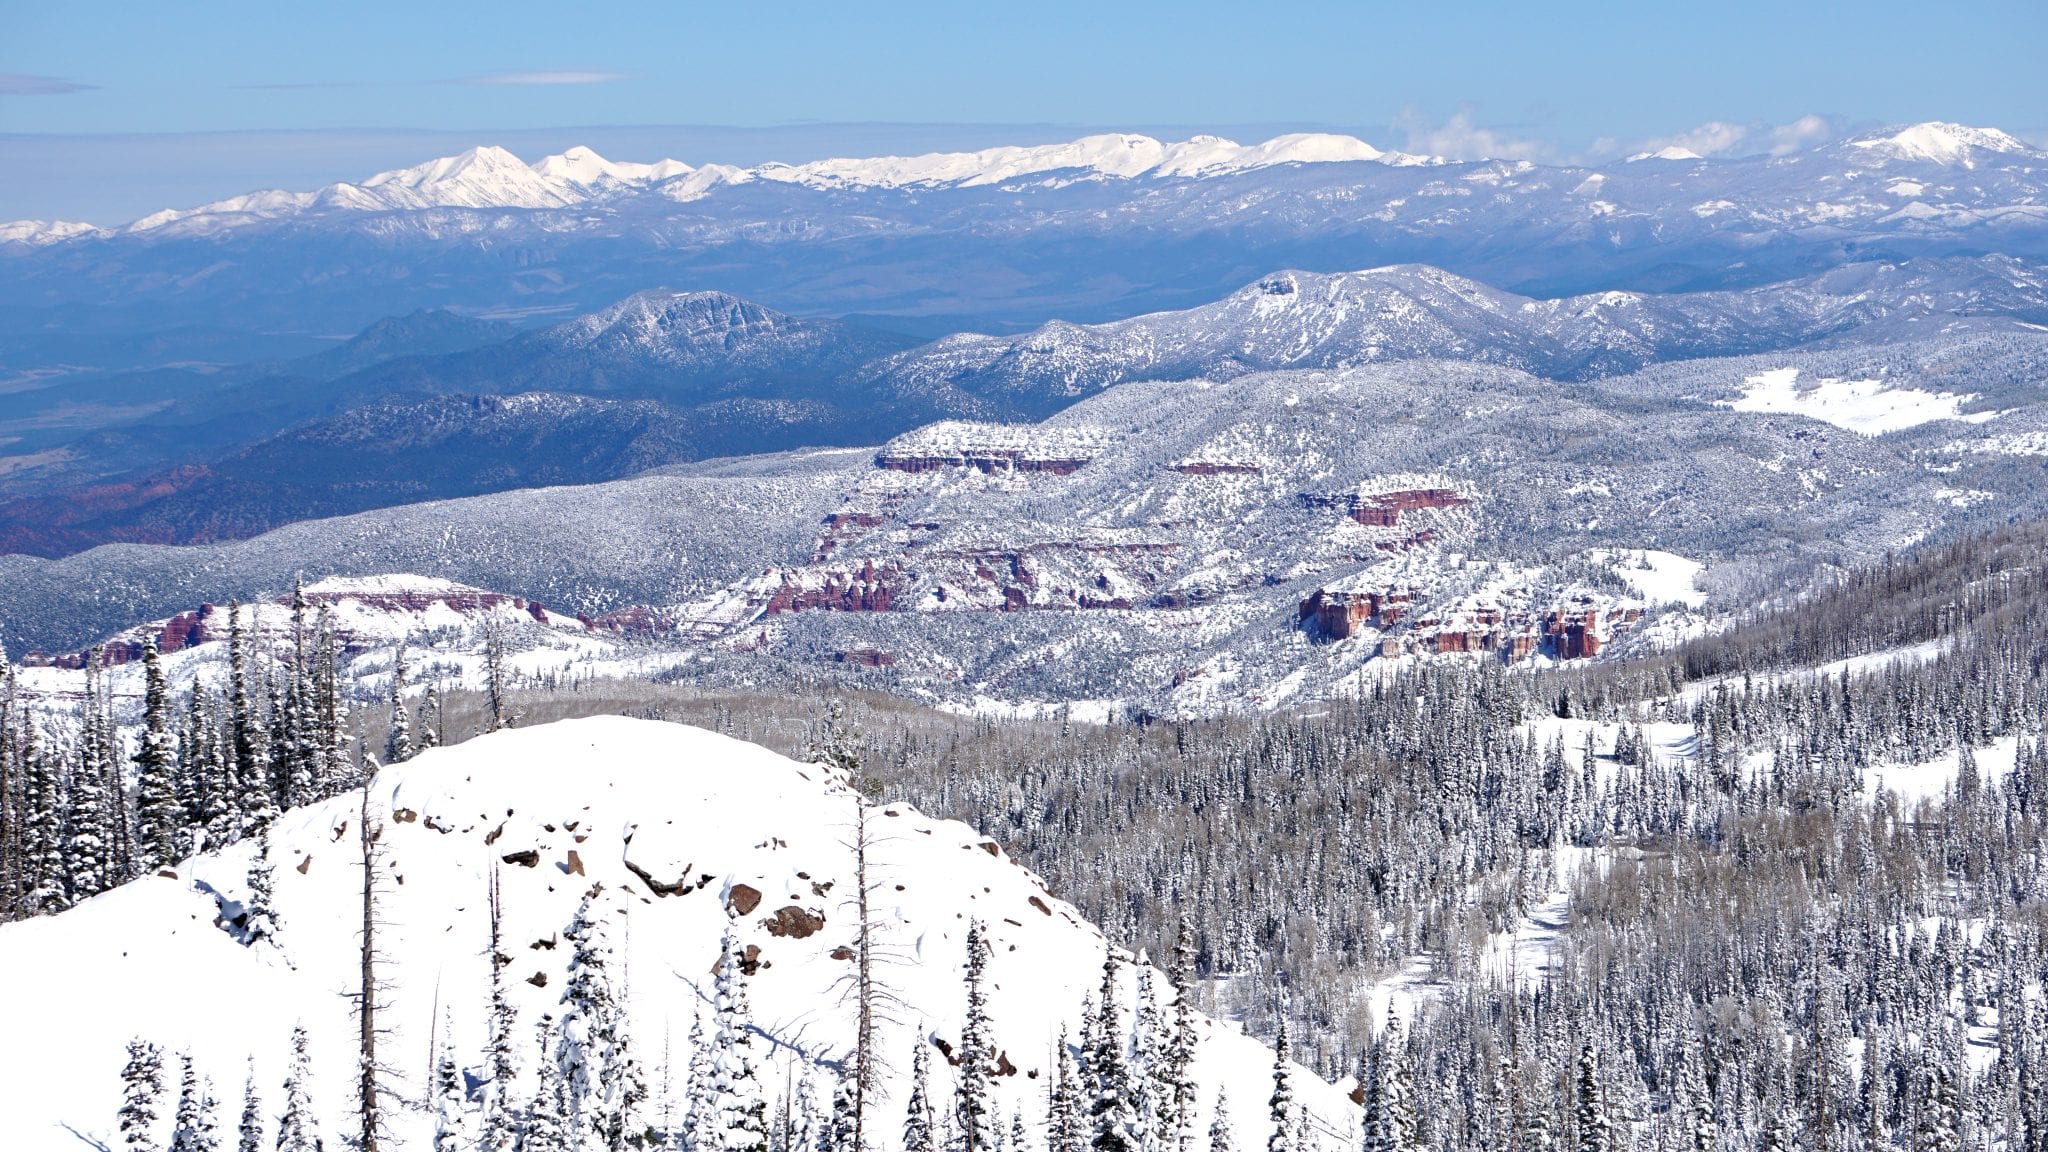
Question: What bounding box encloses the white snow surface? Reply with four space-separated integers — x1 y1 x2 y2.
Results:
1590 549 1707 609
0 716 1355 1150
1718 367 1992 435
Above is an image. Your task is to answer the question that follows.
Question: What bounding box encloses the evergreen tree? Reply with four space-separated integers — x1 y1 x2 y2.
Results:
276 1026 320 1152
227 602 276 836
712 915 769 1152
828 1068 856 1152
792 1076 823 1152
385 644 414 767
681 1008 715 1152
1361 1008 1413 1152
482 867 520 1152
118 1038 166 1152
1130 959 1166 1152
1047 1029 1084 1152
1165 926 1201 1152
19 725 67 913
1265 1018 1293 1152
526 1015 571 1152
1087 950 1141 1152
68 657 119 901
1206 1093 1231 1152
959 921 997 1152
169 1054 221 1152
236 1061 262 1152
433 1009 469 1152
1574 1042 1607 1152
557 890 646 1148
242 824 279 946
904 1042 936 1152
133 642 184 873
419 686 443 752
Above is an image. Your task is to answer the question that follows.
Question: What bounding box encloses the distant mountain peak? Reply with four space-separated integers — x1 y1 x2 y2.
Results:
1846 122 2036 165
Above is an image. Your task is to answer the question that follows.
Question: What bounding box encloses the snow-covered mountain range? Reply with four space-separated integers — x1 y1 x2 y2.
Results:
6 122 2046 345
0 714 1355 1149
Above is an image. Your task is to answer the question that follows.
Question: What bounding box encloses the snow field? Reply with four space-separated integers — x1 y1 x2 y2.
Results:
0 716 1356 1150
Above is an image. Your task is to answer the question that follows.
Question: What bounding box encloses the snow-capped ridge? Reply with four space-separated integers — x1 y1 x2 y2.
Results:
95 131 1425 233
0 219 99 245
1627 146 1704 162
1844 122 2038 166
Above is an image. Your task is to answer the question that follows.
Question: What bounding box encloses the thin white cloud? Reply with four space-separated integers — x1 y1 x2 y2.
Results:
1631 114 1848 159
1394 108 1554 162
0 72 96 96
1764 114 1839 155
457 70 627 87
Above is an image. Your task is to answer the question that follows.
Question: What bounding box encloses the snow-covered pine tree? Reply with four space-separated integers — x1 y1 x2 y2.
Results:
1361 1007 1413 1152
133 641 184 873
713 914 770 1152
1265 1018 1293 1152
168 1053 220 1152
1010 1111 1029 1152
485 625 509 733
433 1008 470 1152
1166 925 1200 1152
419 686 443 752
1206 1093 1231 1152
118 1038 166 1152
19 724 68 913
189 686 236 853
527 1015 571 1152
1087 950 1142 1152
789 1076 822 1152
242 823 279 946
1574 1042 1607 1152
556 889 646 1148
1129 958 1164 1152
1680 1045 1714 1152
1047 1029 1083 1152
235 1060 262 1152
959 920 998 1152
276 1026 321 1152
903 1041 936 1152
681 1007 714 1152
828 1067 856 1152
67 657 118 901
385 643 415 766
312 606 353 798
226 602 276 836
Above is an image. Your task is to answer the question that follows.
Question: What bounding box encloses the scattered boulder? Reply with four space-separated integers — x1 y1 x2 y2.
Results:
763 906 826 939
727 883 762 915
501 849 540 868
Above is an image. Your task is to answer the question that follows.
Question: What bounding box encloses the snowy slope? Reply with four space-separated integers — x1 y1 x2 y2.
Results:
0 716 1355 1150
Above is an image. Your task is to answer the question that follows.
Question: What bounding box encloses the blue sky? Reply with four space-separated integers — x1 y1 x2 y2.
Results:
3 0 2044 221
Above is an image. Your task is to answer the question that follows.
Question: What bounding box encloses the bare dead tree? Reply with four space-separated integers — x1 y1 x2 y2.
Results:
353 773 400 1151
811 703 912 1152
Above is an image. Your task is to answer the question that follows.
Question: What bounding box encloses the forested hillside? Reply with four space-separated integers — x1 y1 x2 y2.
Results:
6 521 2046 1148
